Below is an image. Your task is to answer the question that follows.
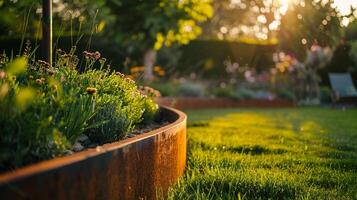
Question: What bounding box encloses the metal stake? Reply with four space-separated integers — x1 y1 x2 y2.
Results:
42 0 52 65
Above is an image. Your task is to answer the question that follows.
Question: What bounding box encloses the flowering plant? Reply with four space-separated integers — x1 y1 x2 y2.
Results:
0 46 158 172
273 43 333 103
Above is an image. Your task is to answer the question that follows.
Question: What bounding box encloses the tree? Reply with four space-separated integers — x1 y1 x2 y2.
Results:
105 0 213 81
200 0 282 42
346 19 357 41
279 0 342 60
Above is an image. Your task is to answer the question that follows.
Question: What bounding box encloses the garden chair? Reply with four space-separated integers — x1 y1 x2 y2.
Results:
328 73 357 104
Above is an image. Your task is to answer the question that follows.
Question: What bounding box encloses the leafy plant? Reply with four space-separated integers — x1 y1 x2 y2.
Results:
60 94 99 143
0 47 158 172
85 96 131 144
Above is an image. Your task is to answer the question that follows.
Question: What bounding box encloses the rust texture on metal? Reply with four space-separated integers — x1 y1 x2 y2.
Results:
156 97 296 110
0 106 187 200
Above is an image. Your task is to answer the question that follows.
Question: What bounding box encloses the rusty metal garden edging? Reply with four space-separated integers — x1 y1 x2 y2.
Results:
0 106 187 200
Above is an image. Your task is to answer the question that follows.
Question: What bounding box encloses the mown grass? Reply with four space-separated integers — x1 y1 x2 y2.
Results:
166 108 357 200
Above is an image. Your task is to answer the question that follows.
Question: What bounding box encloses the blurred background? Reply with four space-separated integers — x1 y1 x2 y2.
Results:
0 0 356 104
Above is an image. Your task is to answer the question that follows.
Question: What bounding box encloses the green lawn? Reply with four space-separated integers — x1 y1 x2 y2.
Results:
167 108 357 200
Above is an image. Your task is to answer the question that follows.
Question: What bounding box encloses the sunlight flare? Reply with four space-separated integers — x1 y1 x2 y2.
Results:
278 0 290 15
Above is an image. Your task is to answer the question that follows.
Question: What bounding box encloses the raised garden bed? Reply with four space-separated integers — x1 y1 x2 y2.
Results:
0 106 186 200
156 97 296 110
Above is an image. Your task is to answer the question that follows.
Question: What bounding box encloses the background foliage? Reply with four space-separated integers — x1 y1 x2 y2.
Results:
279 0 342 60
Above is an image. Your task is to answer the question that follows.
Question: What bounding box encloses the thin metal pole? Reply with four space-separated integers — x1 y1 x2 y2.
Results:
42 0 52 66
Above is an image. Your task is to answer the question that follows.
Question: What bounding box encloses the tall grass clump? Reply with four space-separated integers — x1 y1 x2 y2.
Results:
0 46 158 172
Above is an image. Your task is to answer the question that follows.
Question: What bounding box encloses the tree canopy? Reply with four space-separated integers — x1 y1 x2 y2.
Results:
105 0 213 54
201 0 282 42
279 0 342 60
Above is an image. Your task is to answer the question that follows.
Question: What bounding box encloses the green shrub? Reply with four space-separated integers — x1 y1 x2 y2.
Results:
0 49 158 172
85 96 132 144
142 98 159 123
231 88 255 100
275 88 296 100
319 86 332 103
177 82 205 97
211 86 234 98
148 82 178 97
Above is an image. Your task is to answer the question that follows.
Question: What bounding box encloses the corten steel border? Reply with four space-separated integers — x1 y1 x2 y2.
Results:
155 97 296 110
0 106 186 200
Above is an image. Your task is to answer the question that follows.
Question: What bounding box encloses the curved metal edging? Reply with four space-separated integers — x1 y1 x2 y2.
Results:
0 106 187 200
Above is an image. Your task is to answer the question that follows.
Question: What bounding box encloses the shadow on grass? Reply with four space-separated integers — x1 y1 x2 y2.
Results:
187 121 210 127
190 141 288 155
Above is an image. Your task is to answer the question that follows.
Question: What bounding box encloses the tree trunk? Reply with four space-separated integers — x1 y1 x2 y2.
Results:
143 49 157 82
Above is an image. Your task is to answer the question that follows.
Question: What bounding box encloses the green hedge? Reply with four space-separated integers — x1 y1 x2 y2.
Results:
174 40 277 78
0 38 277 79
